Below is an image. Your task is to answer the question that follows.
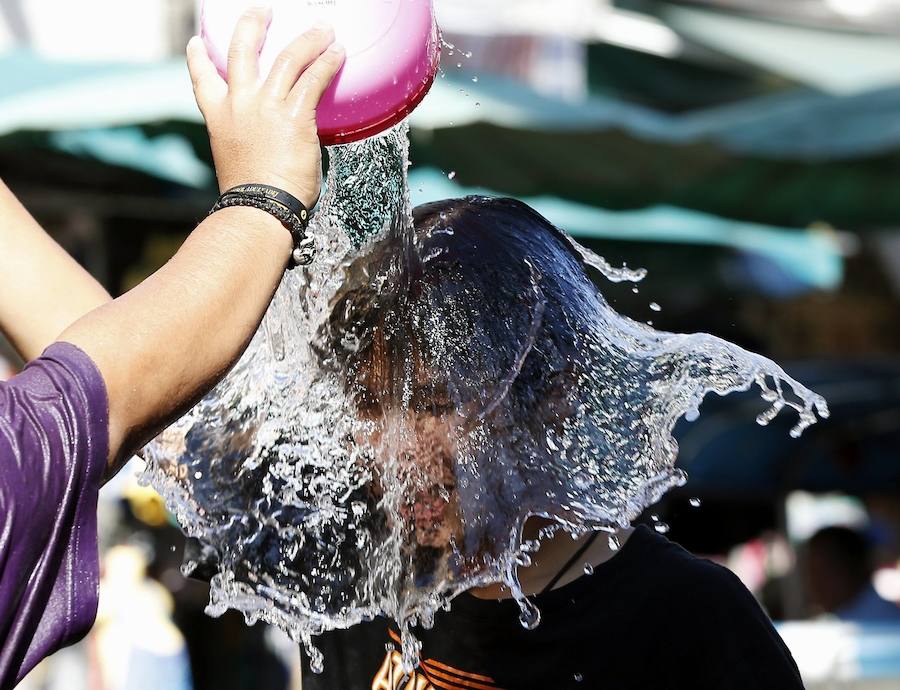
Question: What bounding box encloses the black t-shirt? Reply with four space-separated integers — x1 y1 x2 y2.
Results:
301 526 804 689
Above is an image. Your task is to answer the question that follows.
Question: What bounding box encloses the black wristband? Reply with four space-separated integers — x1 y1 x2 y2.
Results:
222 184 310 226
210 184 315 267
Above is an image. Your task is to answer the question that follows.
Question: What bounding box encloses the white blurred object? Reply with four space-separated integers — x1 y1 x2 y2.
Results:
662 4 900 95
437 0 595 37
778 621 900 684
436 0 682 57
0 0 193 61
95 545 192 690
778 621 862 681
874 568 900 605
443 31 587 101
824 0 887 20
786 492 870 543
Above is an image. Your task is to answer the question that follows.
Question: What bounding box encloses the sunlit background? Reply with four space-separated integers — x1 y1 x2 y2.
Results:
2 1 900 688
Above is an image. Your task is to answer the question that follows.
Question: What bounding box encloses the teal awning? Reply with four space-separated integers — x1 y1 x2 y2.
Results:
1 49 899 161
0 48 893 235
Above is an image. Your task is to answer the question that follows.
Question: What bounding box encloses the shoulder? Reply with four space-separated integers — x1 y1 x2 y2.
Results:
629 528 770 623
628 530 803 686
1 342 109 483
631 528 741 589
4 342 107 411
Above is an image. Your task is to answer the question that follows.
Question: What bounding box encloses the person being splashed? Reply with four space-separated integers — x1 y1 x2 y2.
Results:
299 197 806 689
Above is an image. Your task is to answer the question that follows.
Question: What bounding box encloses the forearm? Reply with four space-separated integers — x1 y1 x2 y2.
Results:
54 11 341 473
0 180 111 360
60 206 291 465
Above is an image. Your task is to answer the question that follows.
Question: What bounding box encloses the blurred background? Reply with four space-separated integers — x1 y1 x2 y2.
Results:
1 0 899 688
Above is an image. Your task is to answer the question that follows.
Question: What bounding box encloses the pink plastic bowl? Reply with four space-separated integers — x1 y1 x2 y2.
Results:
200 0 440 145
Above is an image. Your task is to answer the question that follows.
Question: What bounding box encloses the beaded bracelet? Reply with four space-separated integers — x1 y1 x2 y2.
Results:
210 184 315 267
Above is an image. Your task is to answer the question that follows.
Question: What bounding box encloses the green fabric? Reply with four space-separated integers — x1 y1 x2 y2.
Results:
585 43 791 113
660 4 900 95
409 125 900 230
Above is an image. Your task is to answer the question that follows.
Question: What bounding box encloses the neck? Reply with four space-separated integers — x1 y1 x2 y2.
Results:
470 522 635 600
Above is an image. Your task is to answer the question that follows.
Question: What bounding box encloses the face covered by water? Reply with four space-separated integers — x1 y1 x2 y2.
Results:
318 197 595 590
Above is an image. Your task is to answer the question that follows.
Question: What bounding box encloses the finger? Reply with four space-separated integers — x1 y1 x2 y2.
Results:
227 6 272 92
187 36 226 114
287 43 346 116
262 25 335 101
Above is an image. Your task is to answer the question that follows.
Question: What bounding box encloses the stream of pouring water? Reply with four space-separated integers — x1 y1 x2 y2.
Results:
143 123 828 673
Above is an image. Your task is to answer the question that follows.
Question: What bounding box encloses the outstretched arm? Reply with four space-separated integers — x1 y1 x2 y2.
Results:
0 181 112 362
59 9 345 470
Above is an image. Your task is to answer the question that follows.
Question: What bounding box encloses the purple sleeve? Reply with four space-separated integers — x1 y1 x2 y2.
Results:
0 342 109 688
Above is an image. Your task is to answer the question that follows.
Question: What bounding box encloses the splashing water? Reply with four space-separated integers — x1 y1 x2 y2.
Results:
143 123 828 672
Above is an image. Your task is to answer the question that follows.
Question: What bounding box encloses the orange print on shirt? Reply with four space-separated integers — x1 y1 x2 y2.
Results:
372 651 433 690
371 633 503 690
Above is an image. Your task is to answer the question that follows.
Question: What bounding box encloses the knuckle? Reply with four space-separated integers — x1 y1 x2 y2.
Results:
318 52 339 69
228 40 250 60
319 51 343 74
272 51 298 72
303 69 323 87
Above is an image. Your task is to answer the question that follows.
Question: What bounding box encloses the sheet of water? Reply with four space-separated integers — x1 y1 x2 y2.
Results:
143 123 828 672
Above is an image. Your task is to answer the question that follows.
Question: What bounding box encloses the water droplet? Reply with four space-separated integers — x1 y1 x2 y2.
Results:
608 534 620 551
583 563 594 576
574 673 584 682
194 471 203 480
649 302 662 312
448 171 457 181
457 62 462 68
517 599 541 630
650 514 659 522
689 498 702 508
632 286 639 294
654 522 670 534
472 76 479 83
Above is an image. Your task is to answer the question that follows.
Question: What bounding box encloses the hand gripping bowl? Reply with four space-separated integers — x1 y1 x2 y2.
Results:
201 0 441 145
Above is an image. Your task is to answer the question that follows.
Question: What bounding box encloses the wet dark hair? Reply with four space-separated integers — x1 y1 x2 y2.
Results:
320 196 598 431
